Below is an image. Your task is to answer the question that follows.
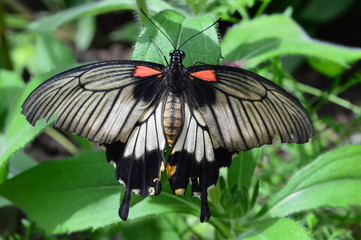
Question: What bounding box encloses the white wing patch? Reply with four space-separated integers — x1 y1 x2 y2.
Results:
172 103 215 163
167 102 233 223
123 102 166 160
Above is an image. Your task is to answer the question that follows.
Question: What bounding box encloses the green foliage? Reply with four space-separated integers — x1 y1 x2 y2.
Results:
300 0 354 23
1 0 361 239
259 145 361 217
221 14 361 69
239 218 313 240
0 151 120 234
35 33 76 74
132 10 221 66
27 0 135 32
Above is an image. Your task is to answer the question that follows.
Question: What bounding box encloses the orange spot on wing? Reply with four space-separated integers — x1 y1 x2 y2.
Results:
190 70 217 82
133 66 161 77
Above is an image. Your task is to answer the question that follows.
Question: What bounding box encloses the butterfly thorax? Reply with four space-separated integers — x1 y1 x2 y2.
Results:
169 49 185 66
164 50 186 93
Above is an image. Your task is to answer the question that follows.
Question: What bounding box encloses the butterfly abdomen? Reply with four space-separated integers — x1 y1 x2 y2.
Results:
163 92 182 146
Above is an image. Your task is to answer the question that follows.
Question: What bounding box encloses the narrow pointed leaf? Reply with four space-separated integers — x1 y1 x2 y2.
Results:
27 0 134 32
259 145 361 217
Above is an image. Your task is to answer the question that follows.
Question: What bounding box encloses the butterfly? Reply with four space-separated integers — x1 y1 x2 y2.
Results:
21 12 314 223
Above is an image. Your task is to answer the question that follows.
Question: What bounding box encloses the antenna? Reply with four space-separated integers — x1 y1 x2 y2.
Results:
178 18 221 50
150 36 169 65
141 9 176 50
140 9 221 51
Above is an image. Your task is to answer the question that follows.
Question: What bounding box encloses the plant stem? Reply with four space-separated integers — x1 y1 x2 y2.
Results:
284 80 361 116
209 217 232 239
45 128 79 155
238 7 250 21
255 0 271 17
0 161 8 184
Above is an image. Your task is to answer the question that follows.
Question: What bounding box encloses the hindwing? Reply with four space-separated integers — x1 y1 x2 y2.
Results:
104 99 167 220
167 100 233 222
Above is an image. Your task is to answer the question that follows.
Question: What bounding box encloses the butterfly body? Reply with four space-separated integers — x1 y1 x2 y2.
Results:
163 92 183 145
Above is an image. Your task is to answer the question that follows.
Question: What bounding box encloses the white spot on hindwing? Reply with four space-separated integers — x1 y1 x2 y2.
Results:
122 101 166 159
204 132 215 162
135 125 146 159
195 127 204 162
173 102 216 163
109 160 116 168
123 126 139 158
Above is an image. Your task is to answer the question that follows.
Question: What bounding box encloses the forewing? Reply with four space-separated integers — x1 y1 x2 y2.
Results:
105 99 167 220
185 65 314 151
22 61 164 143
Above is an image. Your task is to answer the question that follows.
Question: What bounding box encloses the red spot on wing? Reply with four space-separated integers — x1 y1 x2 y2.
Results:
190 70 217 82
133 66 161 77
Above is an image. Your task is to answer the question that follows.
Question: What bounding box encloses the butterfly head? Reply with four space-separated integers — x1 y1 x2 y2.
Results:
169 50 185 66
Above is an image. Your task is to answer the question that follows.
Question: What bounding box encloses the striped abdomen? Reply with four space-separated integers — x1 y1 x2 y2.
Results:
163 92 182 145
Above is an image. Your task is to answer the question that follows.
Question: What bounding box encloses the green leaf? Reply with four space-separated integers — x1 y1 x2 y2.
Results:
0 196 12 208
10 32 37 75
147 0 175 13
0 70 24 112
0 151 120 234
240 218 312 240
0 76 47 169
0 65 82 170
109 22 139 44
132 10 221 67
27 0 135 32
128 190 200 221
8 151 37 178
0 70 24 129
307 58 346 77
35 33 76 74
228 148 262 190
0 151 207 234
259 145 361 217
75 16 96 51
300 0 354 23
221 14 361 70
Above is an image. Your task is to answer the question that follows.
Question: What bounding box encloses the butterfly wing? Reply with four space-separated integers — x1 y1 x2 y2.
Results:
167 64 313 222
105 98 167 220
22 60 164 144
167 99 233 222
22 60 168 220
185 65 314 152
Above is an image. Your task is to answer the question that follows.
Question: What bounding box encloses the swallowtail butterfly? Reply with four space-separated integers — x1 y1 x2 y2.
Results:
21 12 313 222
